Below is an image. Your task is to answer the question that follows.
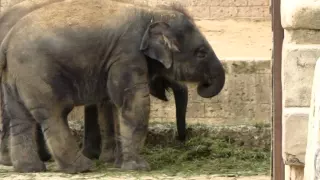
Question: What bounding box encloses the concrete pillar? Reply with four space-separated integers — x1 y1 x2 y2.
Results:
304 58 320 180
281 0 320 179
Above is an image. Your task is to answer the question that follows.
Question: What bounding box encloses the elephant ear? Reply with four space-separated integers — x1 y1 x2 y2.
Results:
140 21 180 69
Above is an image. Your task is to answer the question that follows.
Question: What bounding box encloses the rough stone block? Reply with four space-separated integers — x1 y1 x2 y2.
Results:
204 102 256 124
282 44 320 107
150 102 176 118
284 29 320 44
304 58 320 180
186 6 210 19
282 107 309 166
186 103 205 118
219 0 248 7
255 103 271 123
189 0 220 6
248 0 269 6
226 74 256 102
237 7 251 18
209 7 238 19
223 58 271 74
234 0 248 7
249 6 270 18
256 73 272 104
133 0 149 6
152 0 187 7
286 165 304 180
281 0 320 29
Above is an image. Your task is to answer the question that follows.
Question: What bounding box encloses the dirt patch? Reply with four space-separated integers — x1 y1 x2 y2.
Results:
0 164 270 180
196 19 272 58
0 170 270 180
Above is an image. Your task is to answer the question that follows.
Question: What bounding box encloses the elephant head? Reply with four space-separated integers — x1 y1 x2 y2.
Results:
140 11 225 98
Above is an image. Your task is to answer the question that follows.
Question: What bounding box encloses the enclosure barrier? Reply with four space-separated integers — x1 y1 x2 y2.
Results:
0 0 271 20
281 0 320 179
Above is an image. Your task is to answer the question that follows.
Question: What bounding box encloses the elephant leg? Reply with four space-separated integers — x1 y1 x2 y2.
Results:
0 107 53 166
0 104 12 166
82 104 101 159
14 82 93 173
110 86 150 171
34 123 52 162
31 105 93 174
2 86 45 172
35 107 73 163
0 132 11 166
97 100 117 164
97 100 122 167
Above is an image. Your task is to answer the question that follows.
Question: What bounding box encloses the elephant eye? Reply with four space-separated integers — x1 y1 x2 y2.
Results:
195 47 207 59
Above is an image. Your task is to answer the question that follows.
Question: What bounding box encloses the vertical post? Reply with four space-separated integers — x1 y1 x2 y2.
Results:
272 0 285 179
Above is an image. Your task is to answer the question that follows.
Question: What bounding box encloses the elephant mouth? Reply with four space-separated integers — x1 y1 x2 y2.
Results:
197 73 225 98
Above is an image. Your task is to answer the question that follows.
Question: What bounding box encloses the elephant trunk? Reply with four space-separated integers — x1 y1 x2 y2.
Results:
197 62 225 98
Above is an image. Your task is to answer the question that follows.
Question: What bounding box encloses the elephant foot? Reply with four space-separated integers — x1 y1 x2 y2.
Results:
114 156 122 168
59 154 94 174
99 148 116 164
82 147 100 160
39 149 52 162
13 161 46 173
121 156 150 171
0 153 12 166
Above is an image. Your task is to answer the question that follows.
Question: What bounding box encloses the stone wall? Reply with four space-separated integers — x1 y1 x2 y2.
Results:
0 0 271 20
281 0 320 179
136 0 271 20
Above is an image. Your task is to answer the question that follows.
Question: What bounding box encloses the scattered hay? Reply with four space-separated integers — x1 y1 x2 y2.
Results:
142 123 270 176
71 122 271 176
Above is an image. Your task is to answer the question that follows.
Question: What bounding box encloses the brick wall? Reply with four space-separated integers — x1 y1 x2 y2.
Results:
137 0 271 20
0 0 270 20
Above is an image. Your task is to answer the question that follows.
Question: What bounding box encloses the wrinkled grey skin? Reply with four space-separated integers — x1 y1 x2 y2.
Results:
0 0 225 173
0 0 189 167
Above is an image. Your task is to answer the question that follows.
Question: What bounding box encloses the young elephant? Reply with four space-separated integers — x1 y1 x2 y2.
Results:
0 0 188 166
0 0 225 173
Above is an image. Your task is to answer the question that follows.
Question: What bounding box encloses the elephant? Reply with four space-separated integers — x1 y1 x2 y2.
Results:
0 0 225 174
0 0 189 166
0 0 188 165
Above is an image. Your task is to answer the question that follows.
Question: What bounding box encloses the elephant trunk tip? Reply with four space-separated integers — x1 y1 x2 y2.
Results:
197 69 225 98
